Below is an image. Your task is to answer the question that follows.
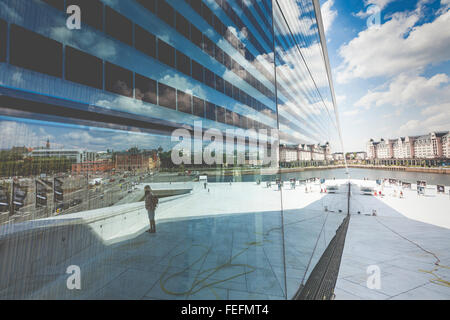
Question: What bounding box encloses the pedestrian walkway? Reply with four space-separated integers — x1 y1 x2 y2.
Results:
334 182 450 300
7 181 347 300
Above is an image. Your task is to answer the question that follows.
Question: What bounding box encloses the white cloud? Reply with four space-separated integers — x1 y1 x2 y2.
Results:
321 0 338 34
337 8 450 83
355 0 395 18
438 0 450 13
11 72 24 86
62 131 109 149
276 0 317 37
343 109 360 117
366 0 395 10
336 94 346 104
0 121 45 150
398 103 450 136
49 27 117 60
276 42 329 93
355 73 450 109
353 72 450 136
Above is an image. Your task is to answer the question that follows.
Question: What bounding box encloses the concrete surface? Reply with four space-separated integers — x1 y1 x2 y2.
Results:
334 181 450 300
0 180 346 300
1 178 448 300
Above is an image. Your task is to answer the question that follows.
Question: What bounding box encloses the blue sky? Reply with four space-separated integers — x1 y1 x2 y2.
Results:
1 0 448 154
320 0 450 151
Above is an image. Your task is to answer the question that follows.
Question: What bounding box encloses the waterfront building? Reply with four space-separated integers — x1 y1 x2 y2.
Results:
392 138 404 159
309 144 325 161
393 136 417 159
115 150 155 173
279 143 330 163
442 132 450 159
332 152 344 161
375 139 392 159
298 144 313 161
367 131 449 160
345 151 367 161
279 145 298 163
321 142 331 160
30 149 97 163
413 132 446 159
366 139 378 159
356 151 367 160
71 159 114 175
148 154 160 170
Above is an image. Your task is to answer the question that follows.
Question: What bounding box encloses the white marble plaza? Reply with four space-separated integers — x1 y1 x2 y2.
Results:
12 180 345 300
1 178 448 300
335 180 450 300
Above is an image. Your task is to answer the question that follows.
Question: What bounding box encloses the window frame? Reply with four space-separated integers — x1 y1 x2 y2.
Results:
157 39 175 68
9 24 63 78
135 73 157 105
135 24 156 58
105 6 133 46
177 90 193 114
65 46 103 90
158 82 176 110
104 61 133 98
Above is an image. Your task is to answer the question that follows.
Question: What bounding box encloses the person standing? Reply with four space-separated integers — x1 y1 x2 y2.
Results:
144 185 158 233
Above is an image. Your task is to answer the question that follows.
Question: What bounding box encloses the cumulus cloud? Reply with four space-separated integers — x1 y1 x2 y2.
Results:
0 121 52 150
336 95 347 104
276 42 329 93
11 71 25 86
398 103 450 136
337 8 450 83
354 72 450 136
438 0 450 14
355 0 396 18
342 109 360 117
355 73 450 109
276 0 317 37
49 27 117 60
321 0 338 34
62 131 109 149
366 0 396 9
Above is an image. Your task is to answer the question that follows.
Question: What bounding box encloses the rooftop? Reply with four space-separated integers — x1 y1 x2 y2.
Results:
1 179 449 300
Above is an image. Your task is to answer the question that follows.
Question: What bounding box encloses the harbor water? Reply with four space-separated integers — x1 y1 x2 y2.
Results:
208 168 450 186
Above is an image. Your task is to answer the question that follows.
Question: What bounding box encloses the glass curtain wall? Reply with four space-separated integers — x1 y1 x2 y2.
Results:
0 0 346 300
273 0 348 297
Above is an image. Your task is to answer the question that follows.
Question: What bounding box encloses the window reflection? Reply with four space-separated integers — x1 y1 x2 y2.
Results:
65 46 103 90
0 19 6 62
158 82 176 110
105 62 133 98
135 25 157 58
10 24 63 78
105 6 133 46
135 74 157 105
0 0 345 301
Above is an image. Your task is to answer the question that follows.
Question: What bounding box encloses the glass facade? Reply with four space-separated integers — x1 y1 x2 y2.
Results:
0 0 346 300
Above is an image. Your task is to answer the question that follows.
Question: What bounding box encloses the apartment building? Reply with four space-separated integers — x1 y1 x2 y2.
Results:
367 131 449 160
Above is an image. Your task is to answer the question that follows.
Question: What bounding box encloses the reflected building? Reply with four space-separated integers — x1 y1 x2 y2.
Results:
0 0 345 300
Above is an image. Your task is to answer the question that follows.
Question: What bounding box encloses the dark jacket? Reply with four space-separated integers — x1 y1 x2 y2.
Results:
145 192 158 211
